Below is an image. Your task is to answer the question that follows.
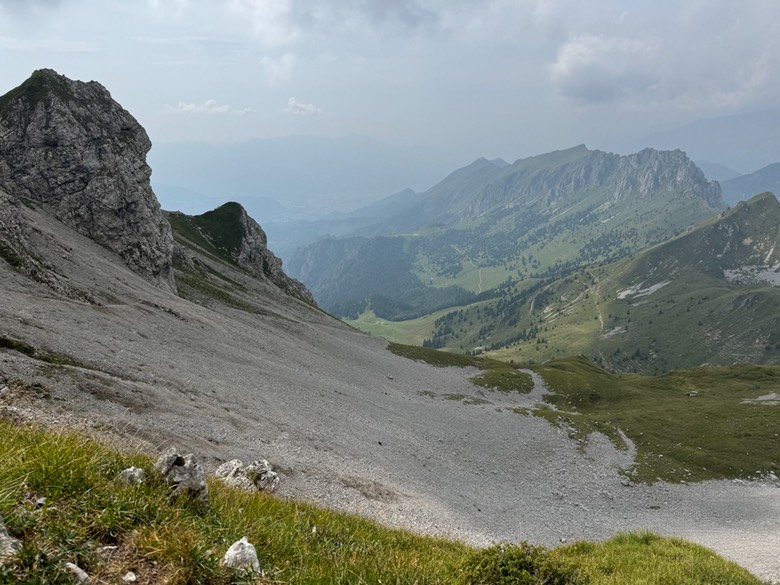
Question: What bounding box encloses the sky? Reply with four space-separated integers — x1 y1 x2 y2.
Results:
2 0 780 166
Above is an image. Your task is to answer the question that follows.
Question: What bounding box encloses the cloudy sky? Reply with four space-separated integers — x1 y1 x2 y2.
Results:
2 0 780 165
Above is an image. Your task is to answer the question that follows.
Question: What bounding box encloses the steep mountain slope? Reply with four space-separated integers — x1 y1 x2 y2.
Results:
290 146 724 320
721 163 780 206
437 193 780 373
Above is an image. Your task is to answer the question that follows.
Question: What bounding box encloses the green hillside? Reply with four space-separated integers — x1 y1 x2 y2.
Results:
290 146 723 324
530 356 780 483
424 193 779 373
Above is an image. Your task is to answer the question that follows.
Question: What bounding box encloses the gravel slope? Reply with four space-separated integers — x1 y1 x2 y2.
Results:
0 203 778 583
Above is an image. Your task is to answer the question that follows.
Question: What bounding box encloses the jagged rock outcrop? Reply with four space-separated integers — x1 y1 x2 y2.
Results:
235 205 315 304
0 69 175 291
170 202 315 304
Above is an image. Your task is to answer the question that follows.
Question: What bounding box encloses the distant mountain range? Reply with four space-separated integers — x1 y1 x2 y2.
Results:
289 145 724 323
721 163 780 206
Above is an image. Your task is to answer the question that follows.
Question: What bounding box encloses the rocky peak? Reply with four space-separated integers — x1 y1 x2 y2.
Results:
0 69 175 291
181 202 315 304
612 148 723 207
463 146 723 219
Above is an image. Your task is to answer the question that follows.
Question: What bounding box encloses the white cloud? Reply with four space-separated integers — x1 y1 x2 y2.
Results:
550 34 659 104
259 53 296 87
284 97 323 116
166 99 255 115
544 2 780 113
229 0 299 48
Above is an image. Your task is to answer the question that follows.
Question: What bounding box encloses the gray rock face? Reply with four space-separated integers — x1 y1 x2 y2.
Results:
0 189 62 290
154 447 209 503
0 69 175 291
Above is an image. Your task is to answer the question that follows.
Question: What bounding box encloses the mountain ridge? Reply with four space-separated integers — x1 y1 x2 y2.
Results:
290 145 724 320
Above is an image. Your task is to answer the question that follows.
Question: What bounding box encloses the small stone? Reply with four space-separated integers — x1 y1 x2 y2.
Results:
214 460 244 479
154 447 182 476
116 466 147 486
0 518 21 563
223 536 262 574
122 571 137 583
63 561 90 584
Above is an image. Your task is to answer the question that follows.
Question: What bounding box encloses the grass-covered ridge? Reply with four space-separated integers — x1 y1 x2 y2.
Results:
0 420 766 584
531 356 780 483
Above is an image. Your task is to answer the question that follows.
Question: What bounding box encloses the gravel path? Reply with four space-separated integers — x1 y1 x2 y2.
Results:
0 205 778 583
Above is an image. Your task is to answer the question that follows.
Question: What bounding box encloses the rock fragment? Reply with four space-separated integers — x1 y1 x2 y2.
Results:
0 517 21 563
154 447 209 503
223 536 261 574
63 561 90 583
215 458 279 493
116 466 147 486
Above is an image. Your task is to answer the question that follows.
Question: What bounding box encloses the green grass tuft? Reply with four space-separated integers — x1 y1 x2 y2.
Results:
558 531 762 585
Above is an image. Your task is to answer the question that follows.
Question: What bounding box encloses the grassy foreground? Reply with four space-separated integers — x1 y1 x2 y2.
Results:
0 420 767 584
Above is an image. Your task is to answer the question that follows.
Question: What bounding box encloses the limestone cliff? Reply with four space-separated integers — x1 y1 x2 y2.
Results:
0 69 175 291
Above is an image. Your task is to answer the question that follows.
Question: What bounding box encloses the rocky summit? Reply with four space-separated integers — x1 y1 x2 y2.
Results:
0 69 174 291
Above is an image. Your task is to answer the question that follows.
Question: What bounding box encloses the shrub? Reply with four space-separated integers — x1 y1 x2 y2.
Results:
459 541 584 585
